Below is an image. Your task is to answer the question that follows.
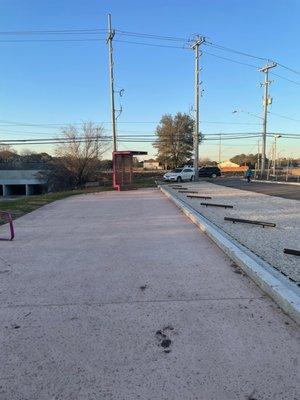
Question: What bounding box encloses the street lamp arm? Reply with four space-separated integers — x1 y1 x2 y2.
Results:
232 109 263 120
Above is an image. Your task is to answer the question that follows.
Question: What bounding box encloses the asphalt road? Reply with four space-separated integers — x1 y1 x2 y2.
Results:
211 178 300 200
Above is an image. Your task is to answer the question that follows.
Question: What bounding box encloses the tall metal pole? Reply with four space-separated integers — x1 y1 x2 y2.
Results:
273 134 281 178
286 158 290 182
259 62 277 176
107 13 117 152
192 36 205 181
257 140 260 175
218 133 222 164
273 136 276 177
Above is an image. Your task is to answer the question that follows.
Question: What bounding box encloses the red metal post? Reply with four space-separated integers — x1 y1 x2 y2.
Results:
0 211 14 241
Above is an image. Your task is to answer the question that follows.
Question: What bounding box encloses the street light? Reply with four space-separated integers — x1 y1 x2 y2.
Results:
232 109 263 120
273 134 282 178
233 109 263 178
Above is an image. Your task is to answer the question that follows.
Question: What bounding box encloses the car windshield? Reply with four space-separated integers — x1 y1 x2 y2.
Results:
171 169 182 173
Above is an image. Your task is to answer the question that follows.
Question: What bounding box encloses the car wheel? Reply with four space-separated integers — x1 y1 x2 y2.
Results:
177 176 182 182
211 173 217 178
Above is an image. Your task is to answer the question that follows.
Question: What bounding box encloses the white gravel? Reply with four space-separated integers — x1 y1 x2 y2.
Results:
165 182 300 284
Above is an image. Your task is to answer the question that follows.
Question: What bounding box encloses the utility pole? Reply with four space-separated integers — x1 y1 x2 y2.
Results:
107 13 117 151
259 62 277 176
191 35 205 181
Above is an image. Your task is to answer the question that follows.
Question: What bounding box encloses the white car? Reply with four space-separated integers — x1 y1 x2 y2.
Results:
163 167 195 182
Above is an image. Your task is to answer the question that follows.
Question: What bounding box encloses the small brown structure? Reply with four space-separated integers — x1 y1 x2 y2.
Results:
113 150 147 191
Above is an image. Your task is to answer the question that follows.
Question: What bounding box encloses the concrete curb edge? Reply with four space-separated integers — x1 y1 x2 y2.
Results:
253 179 300 186
159 185 300 325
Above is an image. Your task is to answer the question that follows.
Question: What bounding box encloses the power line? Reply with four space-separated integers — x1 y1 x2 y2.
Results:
204 41 269 62
1 131 299 139
0 131 279 138
0 28 191 43
114 39 189 49
205 41 300 76
0 38 106 43
0 28 106 35
268 111 300 122
0 119 262 128
1 31 299 86
270 72 300 85
115 30 189 42
202 50 300 85
202 50 258 69
1 26 299 78
2 132 298 145
276 62 300 76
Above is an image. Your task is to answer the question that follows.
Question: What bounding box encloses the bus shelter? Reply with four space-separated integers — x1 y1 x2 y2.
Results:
112 151 147 191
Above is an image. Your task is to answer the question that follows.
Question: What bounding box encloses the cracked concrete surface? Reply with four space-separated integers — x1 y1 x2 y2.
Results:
0 189 299 399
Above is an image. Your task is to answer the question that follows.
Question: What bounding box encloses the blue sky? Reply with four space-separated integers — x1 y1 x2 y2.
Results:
0 0 299 160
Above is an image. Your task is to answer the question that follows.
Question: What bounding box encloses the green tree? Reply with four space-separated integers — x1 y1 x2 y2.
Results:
153 113 198 169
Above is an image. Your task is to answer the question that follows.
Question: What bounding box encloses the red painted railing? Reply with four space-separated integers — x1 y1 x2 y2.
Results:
0 211 14 241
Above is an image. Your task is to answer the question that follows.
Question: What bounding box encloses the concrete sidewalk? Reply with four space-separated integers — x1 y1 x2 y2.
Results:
0 189 299 400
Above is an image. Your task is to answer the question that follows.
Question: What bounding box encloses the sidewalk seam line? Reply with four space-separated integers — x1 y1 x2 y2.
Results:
0 296 264 309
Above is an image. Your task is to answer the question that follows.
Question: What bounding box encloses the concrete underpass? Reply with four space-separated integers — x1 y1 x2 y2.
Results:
0 167 46 197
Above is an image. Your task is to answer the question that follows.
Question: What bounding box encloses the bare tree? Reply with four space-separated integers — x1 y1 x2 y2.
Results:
0 145 18 163
40 122 106 190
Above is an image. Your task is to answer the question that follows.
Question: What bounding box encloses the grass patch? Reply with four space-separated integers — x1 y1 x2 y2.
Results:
0 177 159 225
0 187 112 225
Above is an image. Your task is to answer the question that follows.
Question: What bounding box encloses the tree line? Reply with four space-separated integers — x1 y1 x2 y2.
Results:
1 114 298 192
0 122 112 191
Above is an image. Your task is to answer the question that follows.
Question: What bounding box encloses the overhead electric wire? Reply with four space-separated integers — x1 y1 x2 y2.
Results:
1 26 299 78
268 111 300 122
0 28 107 35
201 50 300 85
276 62 300 76
115 29 189 42
2 133 296 146
204 41 270 62
114 39 189 49
1 131 299 142
0 119 262 128
0 38 106 43
270 72 300 85
205 41 300 76
3 136 300 147
202 50 258 69
0 132 280 140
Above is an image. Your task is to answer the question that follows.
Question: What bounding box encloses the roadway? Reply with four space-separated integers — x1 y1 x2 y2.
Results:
210 178 300 201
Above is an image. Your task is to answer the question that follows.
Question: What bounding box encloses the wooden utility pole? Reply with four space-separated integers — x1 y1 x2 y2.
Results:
107 13 117 151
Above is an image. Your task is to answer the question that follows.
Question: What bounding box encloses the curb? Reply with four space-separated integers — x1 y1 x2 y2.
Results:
159 185 300 325
253 180 300 186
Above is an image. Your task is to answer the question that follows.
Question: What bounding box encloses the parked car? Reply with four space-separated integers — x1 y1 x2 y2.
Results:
163 166 221 182
163 167 194 182
198 166 221 178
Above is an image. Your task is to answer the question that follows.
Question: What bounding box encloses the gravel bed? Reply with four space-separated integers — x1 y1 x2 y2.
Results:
165 182 300 284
